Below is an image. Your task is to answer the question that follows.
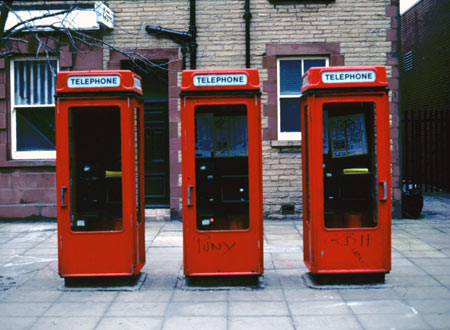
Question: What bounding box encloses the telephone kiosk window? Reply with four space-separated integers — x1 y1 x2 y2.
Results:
69 107 123 232
322 102 377 229
195 105 249 231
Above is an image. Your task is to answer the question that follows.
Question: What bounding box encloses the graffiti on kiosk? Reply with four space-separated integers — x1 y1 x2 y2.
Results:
330 233 371 265
197 237 236 256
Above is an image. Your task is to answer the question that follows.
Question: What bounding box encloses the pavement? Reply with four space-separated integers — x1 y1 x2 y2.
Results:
0 195 449 330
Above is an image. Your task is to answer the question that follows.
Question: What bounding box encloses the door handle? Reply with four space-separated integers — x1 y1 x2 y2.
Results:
379 181 387 201
60 187 68 207
187 185 194 207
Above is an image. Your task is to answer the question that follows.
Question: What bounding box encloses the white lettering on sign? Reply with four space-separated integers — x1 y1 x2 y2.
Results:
193 74 247 87
321 70 376 84
67 75 121 88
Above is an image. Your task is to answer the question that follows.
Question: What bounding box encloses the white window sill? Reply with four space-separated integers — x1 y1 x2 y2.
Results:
271 140 301 148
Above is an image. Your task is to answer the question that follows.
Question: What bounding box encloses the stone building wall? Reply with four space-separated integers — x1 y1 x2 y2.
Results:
102 0 398 219
0 0 401 219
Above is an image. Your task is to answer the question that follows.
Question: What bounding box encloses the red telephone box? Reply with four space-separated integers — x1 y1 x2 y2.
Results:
180 69 263 277
55 70 145 278
300 66 391 275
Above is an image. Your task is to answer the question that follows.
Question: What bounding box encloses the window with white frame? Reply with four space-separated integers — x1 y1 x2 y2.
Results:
277 57 328 140
10 58 58 159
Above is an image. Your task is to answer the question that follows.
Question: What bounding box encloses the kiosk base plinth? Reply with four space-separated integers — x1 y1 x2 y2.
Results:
62 273 145 291
184 274 262 289
304 272 386 288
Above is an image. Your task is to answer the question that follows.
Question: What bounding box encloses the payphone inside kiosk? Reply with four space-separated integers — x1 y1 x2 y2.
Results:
300 66 391 276
181 69 263 277
56 71 145 279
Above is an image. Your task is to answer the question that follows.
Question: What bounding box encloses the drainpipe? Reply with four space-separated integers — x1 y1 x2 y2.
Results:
145 25 191 69
243 0 252 68
145 0 197 69
188 0 197 69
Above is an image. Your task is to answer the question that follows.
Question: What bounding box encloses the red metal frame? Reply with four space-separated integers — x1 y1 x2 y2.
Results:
301 66 391 274
181 69 263 276
56 70 145 277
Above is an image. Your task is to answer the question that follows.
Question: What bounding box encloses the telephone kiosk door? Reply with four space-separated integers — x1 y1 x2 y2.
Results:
300 66 391 275
181 69 263 277
56 70 145 278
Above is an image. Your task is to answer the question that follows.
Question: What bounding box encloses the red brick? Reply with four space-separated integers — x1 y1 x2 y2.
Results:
40 205 57 218
10 173 56 189
22 189 56 204
0 83 5 99
0 189 21 204
330 55 345 66
0 204 40 218
262 80 276 93
0 173 10 188
386 5 399 17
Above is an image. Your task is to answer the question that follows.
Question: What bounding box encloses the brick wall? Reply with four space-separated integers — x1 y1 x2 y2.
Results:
0 0 399 219
106 0 398 219
400 0 450 193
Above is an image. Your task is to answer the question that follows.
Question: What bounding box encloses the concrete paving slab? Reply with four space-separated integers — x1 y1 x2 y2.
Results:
30 316 100 330
1 288 62 303
105 302 168 317
347 299 414 315
0 302 52 317
0 316 37 330
96 317 163 330
394 286 450 300
288 300 351 316
166 301 228 316
421 312 450 330
338 288 399 301
229 301 290 316
230 316 295 330
405 298 450 314
284 288 343 301
292 315 363 330
356 313 432 330
43 302 110 317
0 194 449 329
56 291 118 302
162 316 227 330
115 290 173 302
228 288 284 301
172 289 228 302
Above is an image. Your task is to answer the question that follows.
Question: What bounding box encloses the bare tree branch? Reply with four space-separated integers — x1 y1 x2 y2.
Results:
0 1 181 73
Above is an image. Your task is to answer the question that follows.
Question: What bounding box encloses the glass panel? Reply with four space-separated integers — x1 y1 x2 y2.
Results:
195 105 249 231
69 107 123 232
304 59 326 73
280 98 301 132
16 107 55 151
14 60 56 105
280 59 302 95
323 102 377 228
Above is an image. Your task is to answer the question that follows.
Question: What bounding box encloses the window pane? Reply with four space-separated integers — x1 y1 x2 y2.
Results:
16 107 56 151
70 107 123 232
195 105 249 231
323 102 377 229
14 60 57 105
280 60 302 95
304 59 326 73
280 98 301 132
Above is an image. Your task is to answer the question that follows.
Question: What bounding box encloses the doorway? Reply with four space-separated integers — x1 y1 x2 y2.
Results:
122 60 170 207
